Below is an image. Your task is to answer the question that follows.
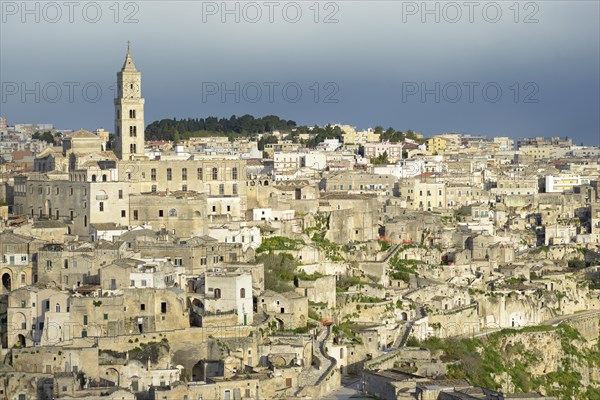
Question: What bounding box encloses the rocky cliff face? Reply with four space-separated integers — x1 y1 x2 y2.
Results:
489 325 599 398
421 322 600 399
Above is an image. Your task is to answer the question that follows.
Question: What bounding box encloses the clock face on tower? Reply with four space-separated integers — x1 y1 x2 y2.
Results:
125 80 138 97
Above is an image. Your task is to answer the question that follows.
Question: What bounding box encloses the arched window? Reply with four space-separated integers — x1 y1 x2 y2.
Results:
102 174 107 182
56 303 60 312
214 288 221 299
91 175 96 182
240 288 246 298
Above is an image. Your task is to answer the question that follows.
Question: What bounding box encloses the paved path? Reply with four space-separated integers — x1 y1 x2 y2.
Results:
393 304 425 347
319 379 372 400
296 326 336 395
457 309 600 339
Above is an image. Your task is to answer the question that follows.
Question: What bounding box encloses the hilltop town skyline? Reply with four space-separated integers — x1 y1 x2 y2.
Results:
1 1 599 145
1 2 600 400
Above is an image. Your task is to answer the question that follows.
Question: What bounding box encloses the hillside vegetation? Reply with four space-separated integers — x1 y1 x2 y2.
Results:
418 323 600 399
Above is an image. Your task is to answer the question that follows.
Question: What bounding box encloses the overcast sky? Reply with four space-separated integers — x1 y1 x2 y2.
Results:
1 1 599 144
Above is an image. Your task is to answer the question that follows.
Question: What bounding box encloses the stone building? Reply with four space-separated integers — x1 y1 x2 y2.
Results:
399 178 446 211
319 193 379 244
126 233 249 275
114 49 145 160
6 286 70 348
198 269 254 325
322 171 397 196
12 50 248 239
294 274 336 309
0 231 38 295
66 287 189 339
258 289 308 330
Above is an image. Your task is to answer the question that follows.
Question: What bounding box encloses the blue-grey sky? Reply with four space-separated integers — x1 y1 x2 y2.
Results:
1 1 599 144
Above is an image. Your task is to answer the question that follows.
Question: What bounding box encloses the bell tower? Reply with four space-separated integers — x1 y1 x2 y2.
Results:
115 45 145 160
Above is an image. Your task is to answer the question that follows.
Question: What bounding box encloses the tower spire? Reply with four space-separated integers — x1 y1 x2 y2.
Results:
121 43 138 72
115 46 144 160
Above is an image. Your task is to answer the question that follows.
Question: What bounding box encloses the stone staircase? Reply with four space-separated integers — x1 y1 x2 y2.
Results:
295 326 336 395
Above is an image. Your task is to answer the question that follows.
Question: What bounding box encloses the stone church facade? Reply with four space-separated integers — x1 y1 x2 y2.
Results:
13 50 247 238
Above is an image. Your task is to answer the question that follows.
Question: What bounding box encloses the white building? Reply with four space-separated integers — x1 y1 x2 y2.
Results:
204 270 253 325
545 174 590 193
208 224 262 251
251 208 295 222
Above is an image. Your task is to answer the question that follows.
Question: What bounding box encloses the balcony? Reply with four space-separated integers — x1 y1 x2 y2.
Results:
95 194 108 200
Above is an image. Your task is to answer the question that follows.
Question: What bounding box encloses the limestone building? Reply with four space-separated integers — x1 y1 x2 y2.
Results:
13 49 248 239
114 49 145 160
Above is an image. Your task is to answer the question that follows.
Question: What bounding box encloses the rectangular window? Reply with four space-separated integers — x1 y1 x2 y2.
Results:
182 168 187 180
161 302 167 313
167 168 172 181
99 202 104 212
83 315 88 325
141 280 147 287
159 210 164 217
141 304 146 311
219 184 224 195
103 313 108 320
121 210 126 218
133 210 138 220
151 185 157 193
118 190 123 199
197 167 203 180
151 168 157 181
182 184 187 192
232 183 238 195
212 168 218 180
232 167 238 180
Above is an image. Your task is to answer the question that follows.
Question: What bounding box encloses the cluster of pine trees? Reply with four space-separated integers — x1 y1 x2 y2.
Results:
144 114 423 148
145 114 296 141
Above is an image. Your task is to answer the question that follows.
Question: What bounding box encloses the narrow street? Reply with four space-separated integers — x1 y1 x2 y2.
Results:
320 378 372 400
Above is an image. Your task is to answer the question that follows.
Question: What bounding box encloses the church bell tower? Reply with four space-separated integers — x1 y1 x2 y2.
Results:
115 45 145 160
